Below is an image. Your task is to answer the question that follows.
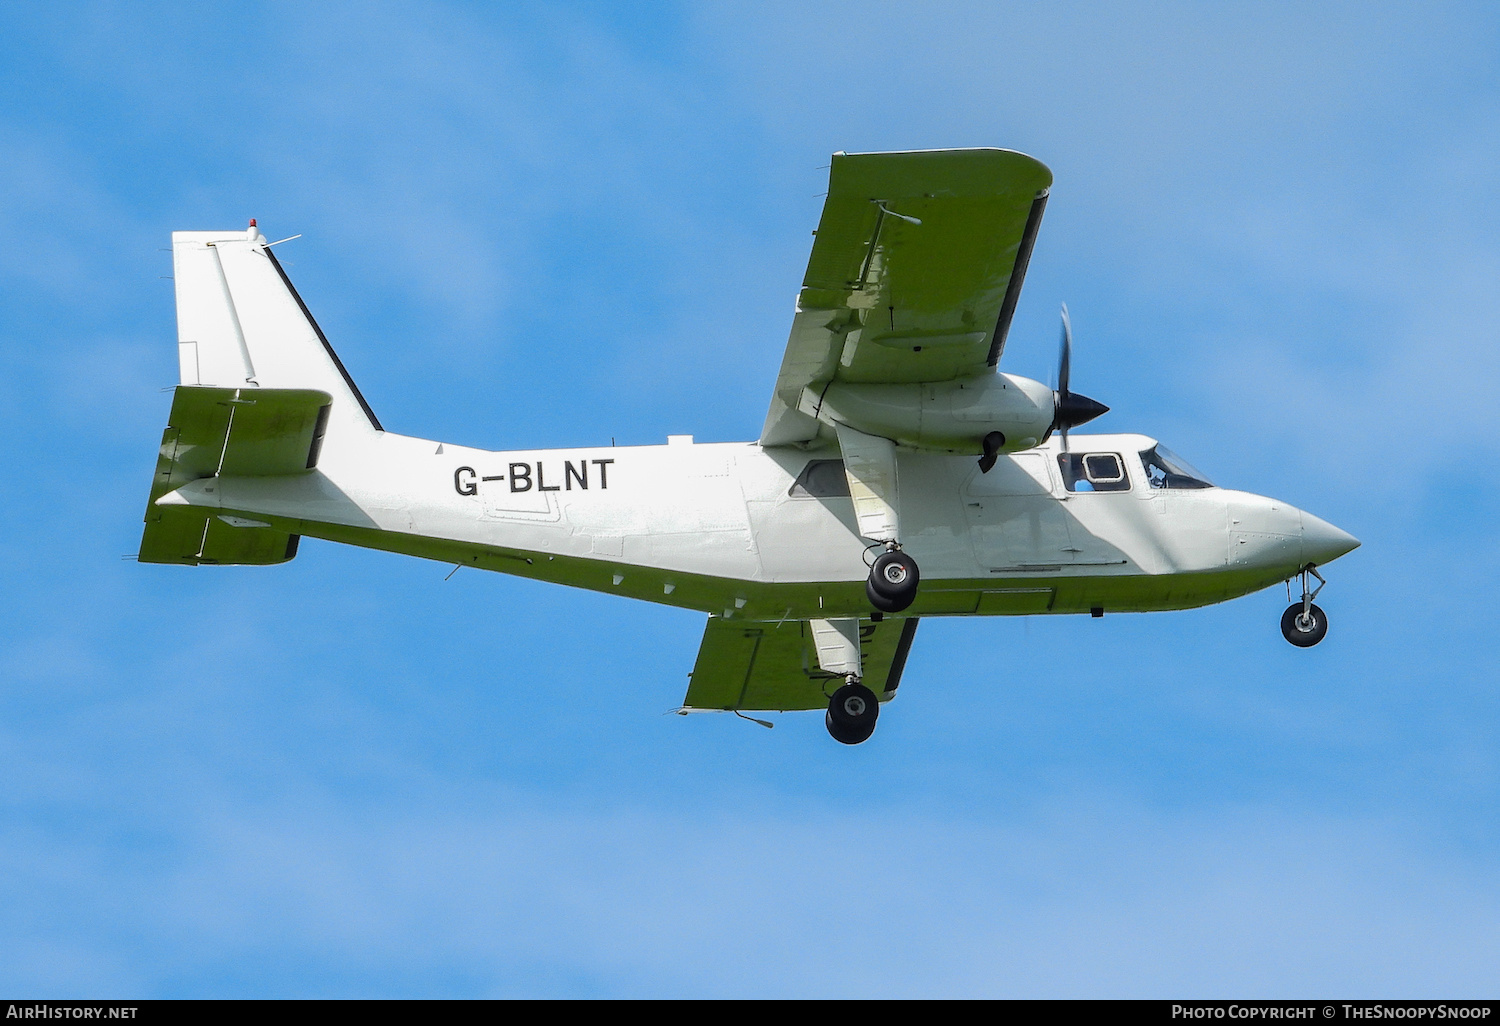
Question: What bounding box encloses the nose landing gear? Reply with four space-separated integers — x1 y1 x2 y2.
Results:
826 677 879 745
1281 564 1329 647
866 544 920 613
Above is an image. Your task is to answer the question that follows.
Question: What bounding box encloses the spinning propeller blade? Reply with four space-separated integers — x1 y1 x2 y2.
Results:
1058 303 1072 399
1051 303 1108 452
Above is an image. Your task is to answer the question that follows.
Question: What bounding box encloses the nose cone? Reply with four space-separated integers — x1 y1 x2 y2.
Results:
1300 511 1360 566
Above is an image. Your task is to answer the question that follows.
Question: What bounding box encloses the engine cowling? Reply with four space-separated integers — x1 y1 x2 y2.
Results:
818 374 1056 455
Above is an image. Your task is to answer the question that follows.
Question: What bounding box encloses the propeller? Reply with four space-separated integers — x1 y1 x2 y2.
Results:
1051 303 1109 451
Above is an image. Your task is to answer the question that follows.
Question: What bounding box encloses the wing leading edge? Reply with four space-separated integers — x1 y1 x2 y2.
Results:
761 148 1052 446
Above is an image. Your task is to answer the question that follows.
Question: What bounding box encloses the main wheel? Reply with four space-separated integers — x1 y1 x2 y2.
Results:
1280 602 1328 647
866 577 905 613
868 550 919 613
826 682 878 745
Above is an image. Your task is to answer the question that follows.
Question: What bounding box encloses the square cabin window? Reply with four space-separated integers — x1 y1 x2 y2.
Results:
1058 452 1131 492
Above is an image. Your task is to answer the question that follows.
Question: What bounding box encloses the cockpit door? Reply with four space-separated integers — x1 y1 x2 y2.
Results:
1135 446 1227 571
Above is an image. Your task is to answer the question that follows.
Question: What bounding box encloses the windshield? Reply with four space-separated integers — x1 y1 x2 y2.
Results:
1140 445 1214 489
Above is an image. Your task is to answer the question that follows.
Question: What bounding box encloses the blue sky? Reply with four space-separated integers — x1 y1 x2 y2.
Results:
2 1 1498 997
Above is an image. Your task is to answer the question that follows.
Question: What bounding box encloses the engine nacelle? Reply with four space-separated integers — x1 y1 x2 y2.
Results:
818 374 1054 455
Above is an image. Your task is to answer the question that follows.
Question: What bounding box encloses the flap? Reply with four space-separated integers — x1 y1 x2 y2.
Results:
682 616 919 712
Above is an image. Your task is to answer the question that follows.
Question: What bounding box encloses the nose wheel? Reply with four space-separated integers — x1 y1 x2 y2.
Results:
866 546 920 613
826 679 879 745
1281 564 1330 647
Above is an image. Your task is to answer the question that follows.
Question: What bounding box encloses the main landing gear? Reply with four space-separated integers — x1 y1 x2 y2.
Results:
1281 564 1329 647
808 619 877 744
866 544 920 613
826 677 879 745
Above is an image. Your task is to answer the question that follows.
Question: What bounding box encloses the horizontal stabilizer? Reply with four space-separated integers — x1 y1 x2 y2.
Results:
138 386 330 565
682 616 918 712
139 508 300 566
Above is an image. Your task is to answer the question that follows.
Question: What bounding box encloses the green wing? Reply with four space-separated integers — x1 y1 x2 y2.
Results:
761 148 1053 445
682 617 919 712
138 385 331 565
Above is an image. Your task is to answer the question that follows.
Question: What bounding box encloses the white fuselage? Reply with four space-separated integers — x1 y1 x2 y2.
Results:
168 428 1350 623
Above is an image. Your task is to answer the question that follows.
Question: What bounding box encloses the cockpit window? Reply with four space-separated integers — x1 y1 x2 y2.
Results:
1058 452 1131 492
1140 445 1214 489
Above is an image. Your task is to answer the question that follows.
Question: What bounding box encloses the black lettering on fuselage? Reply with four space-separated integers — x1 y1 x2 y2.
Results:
460 459 613 494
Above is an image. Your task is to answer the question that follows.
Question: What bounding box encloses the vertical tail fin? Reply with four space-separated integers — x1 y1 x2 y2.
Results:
142 225 379 566
171 225 381 460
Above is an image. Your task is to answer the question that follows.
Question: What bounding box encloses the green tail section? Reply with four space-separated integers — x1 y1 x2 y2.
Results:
139 386 330 566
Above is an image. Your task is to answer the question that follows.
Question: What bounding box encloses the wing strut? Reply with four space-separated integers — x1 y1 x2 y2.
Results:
809 618 863 679
833 423 900 544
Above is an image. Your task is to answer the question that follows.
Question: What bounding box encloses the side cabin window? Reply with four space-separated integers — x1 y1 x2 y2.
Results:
1058 452 1130 492
789 459 850 497
1139 445 1214 489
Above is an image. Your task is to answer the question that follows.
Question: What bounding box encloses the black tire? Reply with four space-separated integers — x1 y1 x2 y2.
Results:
826 682 878 744
826 710 874 745
868 550 919 612
866 576 905 613
1280 602 1328 647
